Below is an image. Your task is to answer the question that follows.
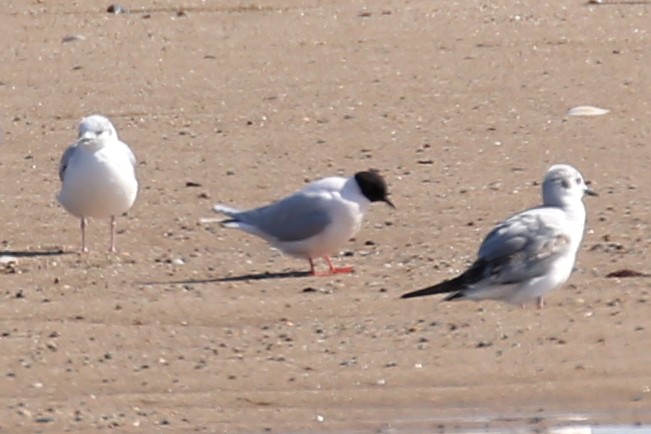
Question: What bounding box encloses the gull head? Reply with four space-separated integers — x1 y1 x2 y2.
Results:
542 164 597 207
354 170 395 208
77 114 117 145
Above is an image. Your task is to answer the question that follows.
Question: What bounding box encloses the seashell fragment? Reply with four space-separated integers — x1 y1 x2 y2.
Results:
567 105 610 117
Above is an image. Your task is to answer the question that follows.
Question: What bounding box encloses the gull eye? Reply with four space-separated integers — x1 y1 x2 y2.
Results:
575 177 583 186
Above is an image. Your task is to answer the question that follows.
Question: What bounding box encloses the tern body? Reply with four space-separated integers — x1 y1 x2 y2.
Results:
214 171 394 275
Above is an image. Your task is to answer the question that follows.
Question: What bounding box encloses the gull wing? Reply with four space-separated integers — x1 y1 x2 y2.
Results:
474 207 572 285
58 143 79 181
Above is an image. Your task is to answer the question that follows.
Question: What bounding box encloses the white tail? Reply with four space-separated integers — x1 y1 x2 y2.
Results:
213 204 240 217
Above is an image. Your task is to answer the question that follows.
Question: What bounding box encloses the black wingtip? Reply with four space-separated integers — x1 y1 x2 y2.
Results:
400 287 439 299
400 275 467 299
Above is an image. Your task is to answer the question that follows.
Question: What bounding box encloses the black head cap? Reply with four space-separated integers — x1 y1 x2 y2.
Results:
354 170 395 208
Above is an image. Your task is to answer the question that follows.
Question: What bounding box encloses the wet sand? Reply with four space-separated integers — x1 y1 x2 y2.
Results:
1 0 651 432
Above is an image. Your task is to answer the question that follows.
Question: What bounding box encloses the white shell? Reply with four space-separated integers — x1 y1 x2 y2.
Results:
0 255 18 266
567 105 610 116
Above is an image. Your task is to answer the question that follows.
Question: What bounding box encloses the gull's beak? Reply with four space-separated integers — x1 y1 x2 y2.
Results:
584 180 597 197
384 197 396 209
78 131 96 143
585 187 598 197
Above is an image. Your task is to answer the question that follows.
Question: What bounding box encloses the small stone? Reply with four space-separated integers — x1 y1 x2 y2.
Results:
107 4 128 14
17 408 31 417
62 35 85 43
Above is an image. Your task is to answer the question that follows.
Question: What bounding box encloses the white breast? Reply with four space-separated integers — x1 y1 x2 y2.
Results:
58 145 138 218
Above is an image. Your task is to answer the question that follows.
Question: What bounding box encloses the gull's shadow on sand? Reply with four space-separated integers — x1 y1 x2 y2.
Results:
139 270 311 286
0 249 71 258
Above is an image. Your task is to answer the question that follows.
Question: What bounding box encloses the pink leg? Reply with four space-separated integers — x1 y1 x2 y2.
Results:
80 218 88 253
537 297 545 309
109 216 117 253
308 257 355 277
324 256 354 275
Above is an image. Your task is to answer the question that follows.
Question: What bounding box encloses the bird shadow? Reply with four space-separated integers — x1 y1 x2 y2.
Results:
0 248 70 258
139 270 311 286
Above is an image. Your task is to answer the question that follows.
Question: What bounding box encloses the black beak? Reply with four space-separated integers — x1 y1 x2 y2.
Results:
585 188 598 197
384 197 396 209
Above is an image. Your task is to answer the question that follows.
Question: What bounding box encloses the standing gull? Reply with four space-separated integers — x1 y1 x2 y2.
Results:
401 164 596 308
213 171 394 276
58 115 138 252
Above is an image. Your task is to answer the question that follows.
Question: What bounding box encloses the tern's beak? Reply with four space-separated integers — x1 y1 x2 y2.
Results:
384 197 396 209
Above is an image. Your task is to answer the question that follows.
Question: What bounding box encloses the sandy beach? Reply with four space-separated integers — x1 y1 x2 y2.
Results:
1 0 651 432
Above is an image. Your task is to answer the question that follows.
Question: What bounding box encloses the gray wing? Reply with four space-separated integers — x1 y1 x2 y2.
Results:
58 144 79 181
230 191 332 242
474 207 571 284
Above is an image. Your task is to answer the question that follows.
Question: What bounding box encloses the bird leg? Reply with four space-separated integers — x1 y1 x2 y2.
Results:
80 217 89 253
324 256 354 275
307 257 354 277
537 297 545 309
109 216 117 253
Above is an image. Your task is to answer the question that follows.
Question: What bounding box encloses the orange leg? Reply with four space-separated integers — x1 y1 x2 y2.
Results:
324 256 354 274
308 257 355 277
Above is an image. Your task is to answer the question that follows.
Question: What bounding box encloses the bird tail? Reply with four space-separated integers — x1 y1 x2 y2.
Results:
211 204 244 227
213 204 241 217
401 259 487 300
198 204 242 226
400 276 465 299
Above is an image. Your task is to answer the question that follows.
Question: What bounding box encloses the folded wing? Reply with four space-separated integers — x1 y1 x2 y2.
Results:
476 208 571 285
58 144 79 182
218 191 333 242
401 207 572 299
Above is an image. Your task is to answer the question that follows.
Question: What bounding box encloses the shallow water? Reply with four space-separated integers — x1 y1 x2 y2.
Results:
318 424 651 434
551 426 651 434
442 425 651 434
293 412 651 434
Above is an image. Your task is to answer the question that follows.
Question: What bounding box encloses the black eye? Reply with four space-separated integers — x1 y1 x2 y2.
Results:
575 177 583 185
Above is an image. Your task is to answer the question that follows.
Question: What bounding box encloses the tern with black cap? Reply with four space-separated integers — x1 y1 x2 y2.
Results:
212 170 394 276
